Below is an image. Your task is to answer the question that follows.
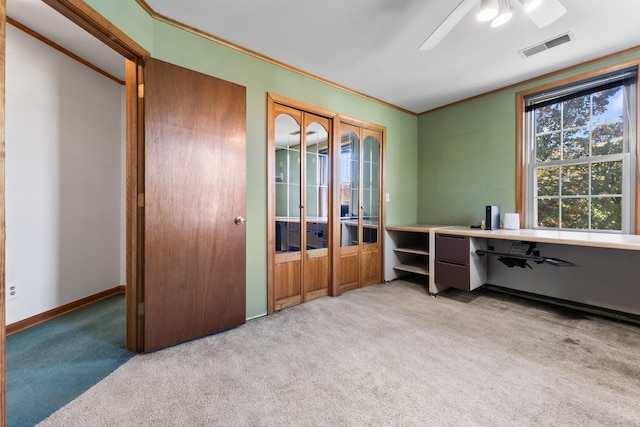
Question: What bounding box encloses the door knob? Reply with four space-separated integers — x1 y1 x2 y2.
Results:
234 216 246 225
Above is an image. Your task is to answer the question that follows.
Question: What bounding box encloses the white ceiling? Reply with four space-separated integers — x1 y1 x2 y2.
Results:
7 0 640 114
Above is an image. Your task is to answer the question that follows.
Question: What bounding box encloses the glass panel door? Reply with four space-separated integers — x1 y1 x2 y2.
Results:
275 113 301 253
362 134 380 244
340 130 360 248
305 121 329 251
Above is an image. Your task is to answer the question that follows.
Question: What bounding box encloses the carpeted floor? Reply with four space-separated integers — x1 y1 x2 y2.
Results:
7 294 134 427
38 281 640 426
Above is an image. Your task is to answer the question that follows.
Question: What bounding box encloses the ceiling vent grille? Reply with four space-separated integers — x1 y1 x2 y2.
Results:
519 32 574 58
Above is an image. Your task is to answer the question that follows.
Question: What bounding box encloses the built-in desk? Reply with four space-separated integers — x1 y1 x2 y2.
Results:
429 226 640 319
434 226 640 252
386 224 640 316
385 224 442 279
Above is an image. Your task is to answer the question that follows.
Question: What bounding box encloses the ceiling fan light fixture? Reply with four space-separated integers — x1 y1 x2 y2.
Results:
527 0 567 28
522 0 543 12
477 0 499 22
491 0 514 27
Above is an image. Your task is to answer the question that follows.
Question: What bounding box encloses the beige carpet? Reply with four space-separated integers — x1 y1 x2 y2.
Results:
39 281 640 426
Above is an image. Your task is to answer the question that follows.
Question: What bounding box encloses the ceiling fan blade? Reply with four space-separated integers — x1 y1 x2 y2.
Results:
419 0 480 51
526 0 567 28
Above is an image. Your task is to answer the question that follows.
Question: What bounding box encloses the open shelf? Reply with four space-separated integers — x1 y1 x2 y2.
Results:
394 246 429 256
394 262 429 276
386 225 435 282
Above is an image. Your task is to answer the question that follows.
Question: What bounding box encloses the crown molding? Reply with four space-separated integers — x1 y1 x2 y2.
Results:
419 44 640 116
134 0 417 117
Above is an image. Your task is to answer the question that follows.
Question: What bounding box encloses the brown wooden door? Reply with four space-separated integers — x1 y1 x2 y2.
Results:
337 124 362 293
272 105 303 311
360 129 382 287
270 104 332 312
143 58 246 352
302 113 331 302
336 123 383 292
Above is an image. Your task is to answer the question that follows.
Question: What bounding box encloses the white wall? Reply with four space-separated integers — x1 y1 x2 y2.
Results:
5 25 125 324
485 239 640 317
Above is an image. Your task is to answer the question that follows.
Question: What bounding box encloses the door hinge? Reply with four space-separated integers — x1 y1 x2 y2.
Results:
138 302 145 316
138 84 144 99
137 193 145 208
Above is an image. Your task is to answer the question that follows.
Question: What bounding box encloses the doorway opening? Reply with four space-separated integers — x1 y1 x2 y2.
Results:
1 0 149 424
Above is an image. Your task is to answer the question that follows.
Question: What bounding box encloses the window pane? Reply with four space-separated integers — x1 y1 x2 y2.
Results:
363 135 380 244
561 198 589 229
592 87 623 125
275 114 301 253
563 95 590 128
305 121 329 226
562 128 589 159
591 197 622 231
340 131 359 248
537 198 559 228
537 166 559 196
561 164 589 195
526 72 635 233
535 104 561 132
592 122 623 156
536 132 561 162
591 161 622 195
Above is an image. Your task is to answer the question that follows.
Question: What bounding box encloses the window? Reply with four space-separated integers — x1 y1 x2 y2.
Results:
519 64 639 233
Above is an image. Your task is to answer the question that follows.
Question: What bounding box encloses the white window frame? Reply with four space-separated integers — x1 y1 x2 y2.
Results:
522 67 638 233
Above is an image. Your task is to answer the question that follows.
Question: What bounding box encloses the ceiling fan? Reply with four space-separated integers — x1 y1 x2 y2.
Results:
419 0 567 50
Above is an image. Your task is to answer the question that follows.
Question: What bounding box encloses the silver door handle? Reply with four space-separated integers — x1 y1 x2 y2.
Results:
235 216 246 225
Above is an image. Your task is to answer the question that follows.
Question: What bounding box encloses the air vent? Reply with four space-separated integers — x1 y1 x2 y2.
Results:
519 32 574 58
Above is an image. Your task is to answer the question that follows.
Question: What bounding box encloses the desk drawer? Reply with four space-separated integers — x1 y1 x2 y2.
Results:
436 234 469 264
435 259 470 291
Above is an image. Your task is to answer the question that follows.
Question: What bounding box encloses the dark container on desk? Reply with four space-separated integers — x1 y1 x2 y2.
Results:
486 205 500 230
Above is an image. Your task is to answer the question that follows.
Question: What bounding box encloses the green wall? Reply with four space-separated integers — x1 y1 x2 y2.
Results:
417 91 516 226
87 0 418 318
417 51 640 226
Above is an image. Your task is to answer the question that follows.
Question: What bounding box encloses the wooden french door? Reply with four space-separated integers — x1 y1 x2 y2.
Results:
142 58 247 352
268 99 333 313
336 122 383 293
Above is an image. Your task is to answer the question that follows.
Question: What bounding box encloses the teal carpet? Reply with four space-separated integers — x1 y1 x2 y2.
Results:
6 294 135 427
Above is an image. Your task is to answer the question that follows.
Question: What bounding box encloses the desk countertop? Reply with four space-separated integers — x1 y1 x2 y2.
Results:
434 225 640 252
385 224 445 233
